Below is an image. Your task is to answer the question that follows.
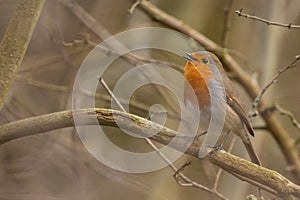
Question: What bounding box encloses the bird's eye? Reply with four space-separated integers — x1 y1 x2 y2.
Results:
202 58 209 64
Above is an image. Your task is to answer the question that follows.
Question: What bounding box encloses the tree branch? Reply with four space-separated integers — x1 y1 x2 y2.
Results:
0 0 45 110
235 9 300 29
272 103 300 133
56 0 181 115
136 0 300 181
0 108 300 198
252 55 300 109
15 75 69 92
221 0 234 47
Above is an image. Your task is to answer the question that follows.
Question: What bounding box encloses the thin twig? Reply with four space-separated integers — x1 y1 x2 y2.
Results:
213 134 263 200
15 75 69 92
149 144 228 200
128 0 141 14
252 55 300 109
56 0 181 114
273 103 300 133
272 103 300 148
221 0 234 47
60 36 183 73
235 9 300 29
172 164 229 200
213 137 237 191
1 108 300 198
224 169 276 196
99 77 126 112
99 77 228 200
173 160 191 178
136 0 300 180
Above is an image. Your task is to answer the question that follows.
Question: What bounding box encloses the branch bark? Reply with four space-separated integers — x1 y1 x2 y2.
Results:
235 9 300 29
0 0 45 110
0 108 299 199
137 0 300 181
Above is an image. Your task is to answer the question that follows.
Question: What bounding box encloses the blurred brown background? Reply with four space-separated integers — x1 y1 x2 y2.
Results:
0 0 300 199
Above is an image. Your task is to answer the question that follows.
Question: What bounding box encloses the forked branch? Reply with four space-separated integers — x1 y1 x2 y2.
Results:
0 108 299 199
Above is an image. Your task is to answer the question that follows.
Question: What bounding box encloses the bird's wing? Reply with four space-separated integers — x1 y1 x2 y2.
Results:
226 95 255 136
211 54 255 137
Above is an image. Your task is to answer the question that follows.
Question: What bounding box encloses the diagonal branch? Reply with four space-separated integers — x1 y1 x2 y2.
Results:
136 0 300 181
15 75 69 92
99 77 226 198
56 0 180 114
0 0 45 110
0 108 299 199
273 103 300 133
252 55 300 109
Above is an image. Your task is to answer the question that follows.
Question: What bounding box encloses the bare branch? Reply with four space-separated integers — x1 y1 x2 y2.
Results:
128 0 141 14
252 55 300 109
0 108 300 198
213 137 236 191
98 77 228 199
15 75 69 93
221 0 234 47
99 77 127 112
235 9 300 29
0 0 45 110
173 160 229 200
136 0 300 180
273 103 300 133
56 0 182 114
60 36 183 73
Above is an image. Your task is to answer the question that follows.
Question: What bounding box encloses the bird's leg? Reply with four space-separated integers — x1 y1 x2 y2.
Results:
193 130 207 143
198 130 208 137
212 129 232 152
173 160 192 184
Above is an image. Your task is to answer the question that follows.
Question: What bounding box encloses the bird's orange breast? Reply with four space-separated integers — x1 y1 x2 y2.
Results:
184 62 212 109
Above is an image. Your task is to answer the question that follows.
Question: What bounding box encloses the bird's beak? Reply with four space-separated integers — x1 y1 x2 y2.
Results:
183 52 198 61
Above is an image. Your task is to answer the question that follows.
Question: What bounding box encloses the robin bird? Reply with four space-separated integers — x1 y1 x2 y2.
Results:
183 51 261 165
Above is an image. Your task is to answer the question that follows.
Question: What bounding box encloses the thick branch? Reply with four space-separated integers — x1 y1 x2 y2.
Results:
0 108 299 198
0 0 45 110
137 0 300 180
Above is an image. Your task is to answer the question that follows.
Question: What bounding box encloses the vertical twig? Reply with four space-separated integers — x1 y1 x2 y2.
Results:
213 137 237 191
99 77 228 200
221 0 234 48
